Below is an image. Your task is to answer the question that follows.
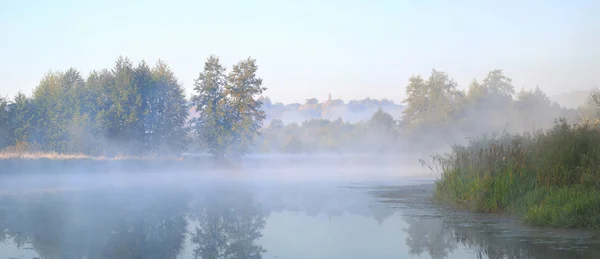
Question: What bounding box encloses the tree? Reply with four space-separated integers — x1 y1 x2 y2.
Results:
481 69 515 100
149 60 190 154
258 96 272 108
225 57 267 157
86 69 116 155
133 61 155 152
466 79 487 104
0 95 10 149
578 87 600 123
368 108 398 152
369 108 397 131
58 68 86 153
402 70 464 127
268 118 284 130
110 56 143 154
192 55 229 158
401 75 427 125
8 92 33 146
31 72 66 151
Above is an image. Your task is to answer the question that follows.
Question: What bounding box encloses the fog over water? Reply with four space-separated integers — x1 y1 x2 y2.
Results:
0 156 598 259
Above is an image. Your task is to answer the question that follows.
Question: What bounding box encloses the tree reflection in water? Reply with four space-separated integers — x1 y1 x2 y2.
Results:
402 214 600 259
0 186 268 259
402 216 457 258
0 188 189 259
1 185 599 259
189 186 267 259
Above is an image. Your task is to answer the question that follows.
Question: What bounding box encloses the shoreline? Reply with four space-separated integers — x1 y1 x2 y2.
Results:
370 182 599 239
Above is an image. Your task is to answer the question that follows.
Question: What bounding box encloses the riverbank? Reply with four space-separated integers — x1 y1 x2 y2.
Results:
428 118 600 234
0 152 432 181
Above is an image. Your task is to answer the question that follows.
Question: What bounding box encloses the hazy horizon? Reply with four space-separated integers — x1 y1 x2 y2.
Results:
1 0 599 104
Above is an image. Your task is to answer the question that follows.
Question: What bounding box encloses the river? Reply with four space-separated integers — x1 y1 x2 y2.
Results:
0 167 598 258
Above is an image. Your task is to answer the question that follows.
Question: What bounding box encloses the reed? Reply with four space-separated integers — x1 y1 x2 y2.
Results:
426 118 600 231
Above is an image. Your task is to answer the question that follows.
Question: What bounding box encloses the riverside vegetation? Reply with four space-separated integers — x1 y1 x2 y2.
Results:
426 113 600 233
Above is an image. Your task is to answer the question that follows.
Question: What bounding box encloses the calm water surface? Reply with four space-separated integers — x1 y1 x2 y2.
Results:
0 178 598 259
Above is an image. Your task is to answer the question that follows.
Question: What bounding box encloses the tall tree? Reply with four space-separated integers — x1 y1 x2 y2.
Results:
225 57 267 156
192 55 229 157
149 60 190 154
133 60 154 153
368 108 398 152
31 72 66 151
0 95 10 149
401 75 428 125
514 86 563 131
109 56 142 154
58 68 86 153
481 69 515 100
86 69 116 155
8 92 34 147
466 79 487 104
402 70 464 127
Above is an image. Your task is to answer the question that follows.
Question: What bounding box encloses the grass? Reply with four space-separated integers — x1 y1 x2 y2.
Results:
0 151 184 161
424 118 600 232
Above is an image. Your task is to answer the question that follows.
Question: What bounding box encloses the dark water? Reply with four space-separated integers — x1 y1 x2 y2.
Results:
0 179 598 259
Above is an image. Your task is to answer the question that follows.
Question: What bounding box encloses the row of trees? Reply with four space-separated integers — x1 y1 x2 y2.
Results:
0 57 587 156
399 69 579 150
0 56 266 157
0 58 189 155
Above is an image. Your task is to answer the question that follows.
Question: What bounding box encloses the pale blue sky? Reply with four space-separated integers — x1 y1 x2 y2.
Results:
1 0 598 104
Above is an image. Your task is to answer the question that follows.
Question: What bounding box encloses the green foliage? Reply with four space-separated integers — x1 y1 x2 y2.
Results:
192 56 266 158
481 69 515 98
579 87 600 122
0 95 9 148
225 57 267 156
402 69 577 151
148 60 190 154
2 57 189 156
255 111 401 154
192 55 230 158
402 70 464 126
523 186 600 229
7 92 34 146
429 118 600 230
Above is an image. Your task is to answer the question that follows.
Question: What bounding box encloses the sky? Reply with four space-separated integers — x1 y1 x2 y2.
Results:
0 0 598 104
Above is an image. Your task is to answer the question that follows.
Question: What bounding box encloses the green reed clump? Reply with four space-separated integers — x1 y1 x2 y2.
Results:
428 118 600 230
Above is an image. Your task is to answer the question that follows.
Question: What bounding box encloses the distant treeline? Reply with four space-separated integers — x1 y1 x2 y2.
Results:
253 96 403 124
258 69 589 154
0 57 591 156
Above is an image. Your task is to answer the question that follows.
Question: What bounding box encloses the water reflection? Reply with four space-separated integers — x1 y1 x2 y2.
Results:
0 183 597 258
189 187 267 259
401 210 599 259
0 188 189 259
403 217 456 258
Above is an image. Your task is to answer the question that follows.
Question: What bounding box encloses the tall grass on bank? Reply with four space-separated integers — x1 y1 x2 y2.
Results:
423 118 600 230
